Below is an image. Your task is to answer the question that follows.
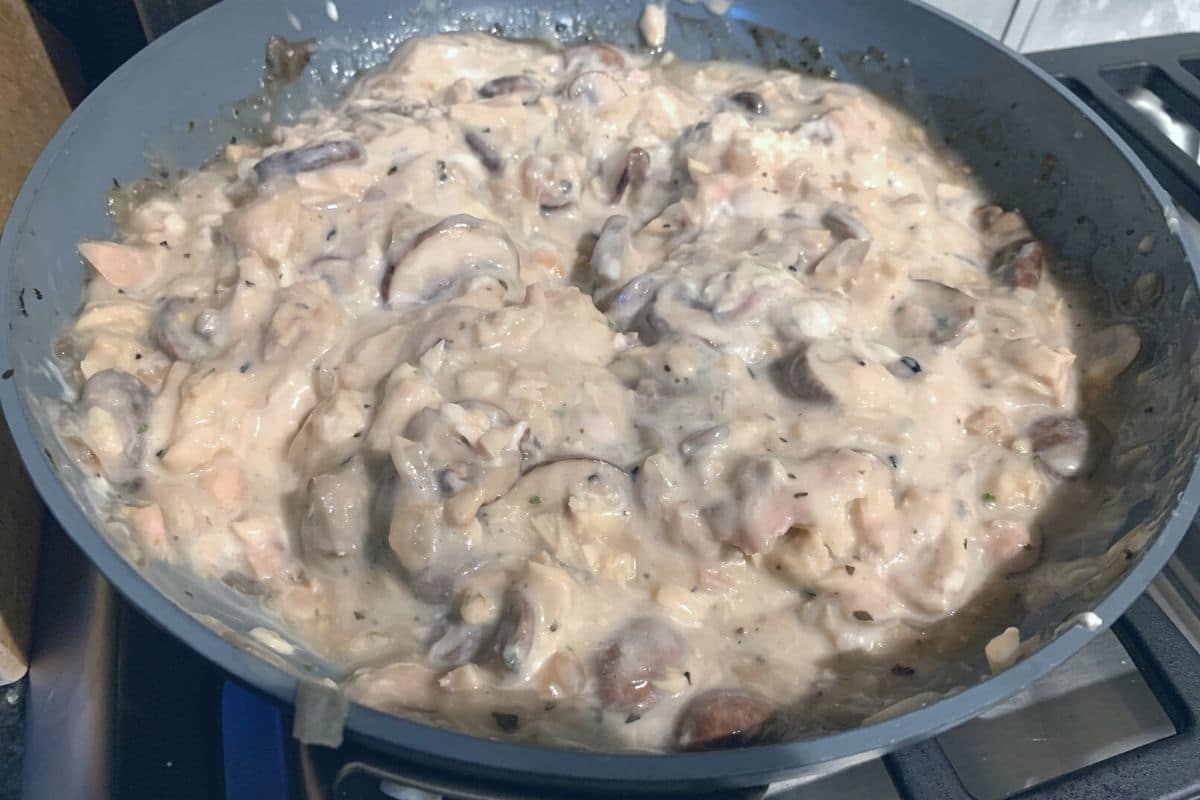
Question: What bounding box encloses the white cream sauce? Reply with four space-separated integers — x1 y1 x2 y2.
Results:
54 33 1124 751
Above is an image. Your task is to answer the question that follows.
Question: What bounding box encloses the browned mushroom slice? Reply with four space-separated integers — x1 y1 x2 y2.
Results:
489 561 573 676
152 297 229 361
492 588 535 672
1008 239 1044 289
590 215 632 288
822 202 871 241
894 280 976 345
673 689 776 751
464 129 504 174
479 74 542 99
1028 415 1091 478
778 344 835 403
595 616 687 713
567 71 626 105
253 139 364 181
612 147 651 203
383 214 520 305
66 369 153 486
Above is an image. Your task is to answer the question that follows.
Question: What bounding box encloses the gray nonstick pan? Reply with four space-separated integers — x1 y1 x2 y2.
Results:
3 0 1200 795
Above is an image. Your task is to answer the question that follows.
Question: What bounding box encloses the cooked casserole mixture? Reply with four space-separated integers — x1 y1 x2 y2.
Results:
54 30 1126 751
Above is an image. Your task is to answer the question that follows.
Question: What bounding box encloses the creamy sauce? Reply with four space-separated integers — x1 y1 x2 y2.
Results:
54 33 1124 751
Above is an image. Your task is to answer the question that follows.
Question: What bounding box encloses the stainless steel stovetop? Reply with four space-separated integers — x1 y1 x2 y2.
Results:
14 2 1200 799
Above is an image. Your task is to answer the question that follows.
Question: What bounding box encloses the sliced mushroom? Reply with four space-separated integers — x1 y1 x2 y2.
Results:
886 355 923 379
78 241 156 290
613 147 651 203
301 456 371 557
499 457 633 509
66 369 153 486
1007 239 1044 289
673 689 775 751
822 203 871 241
778 344 835 403
595 616 687 713
152 298 229 361
602 272 662 328
464 129 504 174
590 215 632 288
679 424 730 460
729 91 767 115
427 622 490 668
401 402 525 524
567 71 626 105
487 561 574 677
409 561 484 605
479 74 542 99
387 413 520 584
492 588 534 672
383 214 520 305
894 280 976 345
253 139 365 182
1029 415 1091 478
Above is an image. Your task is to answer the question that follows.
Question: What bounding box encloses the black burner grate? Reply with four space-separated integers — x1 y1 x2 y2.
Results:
1028 33 1200 220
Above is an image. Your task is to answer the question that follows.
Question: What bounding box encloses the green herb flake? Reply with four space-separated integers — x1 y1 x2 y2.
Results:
528 495 542 505
981 492 997 505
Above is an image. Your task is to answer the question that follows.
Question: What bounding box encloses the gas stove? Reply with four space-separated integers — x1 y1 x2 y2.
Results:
11 3 1200 799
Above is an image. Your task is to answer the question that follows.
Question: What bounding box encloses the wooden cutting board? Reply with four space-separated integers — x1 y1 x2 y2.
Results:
0 0 73 683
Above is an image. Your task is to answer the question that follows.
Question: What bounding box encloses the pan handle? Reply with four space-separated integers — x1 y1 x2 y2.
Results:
881 592 1200 800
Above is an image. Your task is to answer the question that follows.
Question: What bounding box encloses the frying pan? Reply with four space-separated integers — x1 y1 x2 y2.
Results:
3 0 1200 794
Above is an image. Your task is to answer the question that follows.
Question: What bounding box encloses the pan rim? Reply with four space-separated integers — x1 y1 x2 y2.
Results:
2 0 1199 788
